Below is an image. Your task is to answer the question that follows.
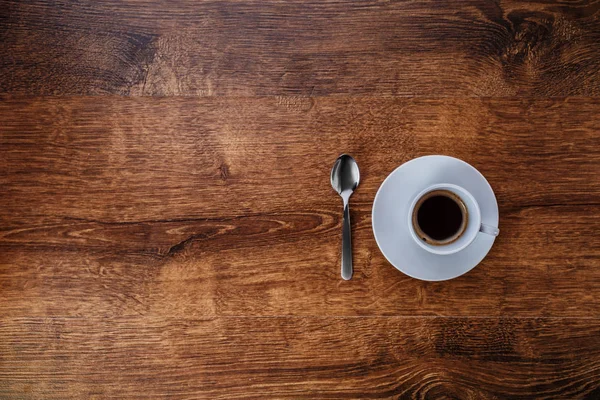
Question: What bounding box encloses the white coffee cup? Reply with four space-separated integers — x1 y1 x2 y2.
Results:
407 183 499 255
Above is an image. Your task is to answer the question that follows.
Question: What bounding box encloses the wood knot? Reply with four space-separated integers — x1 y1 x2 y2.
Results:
218 163 230 181
502 11 554 65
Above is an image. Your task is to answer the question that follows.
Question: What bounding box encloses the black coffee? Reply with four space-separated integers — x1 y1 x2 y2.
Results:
416 194 464 241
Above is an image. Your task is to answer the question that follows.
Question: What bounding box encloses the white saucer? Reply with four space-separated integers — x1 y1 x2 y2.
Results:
372 155 499 281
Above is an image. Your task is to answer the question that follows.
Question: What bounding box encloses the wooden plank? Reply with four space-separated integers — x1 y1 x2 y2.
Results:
1 205 599 318
1 0 599 96
1 97 599 318
1 317 599 399
1 97 598 224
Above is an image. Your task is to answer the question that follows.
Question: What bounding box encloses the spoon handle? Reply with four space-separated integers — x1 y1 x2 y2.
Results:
341 200 353 280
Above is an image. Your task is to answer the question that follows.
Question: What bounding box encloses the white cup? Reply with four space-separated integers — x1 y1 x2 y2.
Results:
407 183 499 255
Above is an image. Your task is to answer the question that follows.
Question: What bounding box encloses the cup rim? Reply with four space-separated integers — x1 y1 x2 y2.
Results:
408 183 481 255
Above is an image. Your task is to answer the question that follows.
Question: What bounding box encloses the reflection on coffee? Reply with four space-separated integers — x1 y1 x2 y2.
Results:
412 190 468 245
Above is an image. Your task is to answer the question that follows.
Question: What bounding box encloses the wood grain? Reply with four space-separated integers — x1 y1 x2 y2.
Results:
1 97 599 318
2 1 600 397
1 317 599 399
1 97 599 223
1 205 599 318
1 0 600 96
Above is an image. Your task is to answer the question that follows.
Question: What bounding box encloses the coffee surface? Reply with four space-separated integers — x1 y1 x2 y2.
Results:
417 194 463 241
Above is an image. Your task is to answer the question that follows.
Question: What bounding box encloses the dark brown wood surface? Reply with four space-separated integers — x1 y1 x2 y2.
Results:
1 1 600 399
2 317 600 399
2 0 600 96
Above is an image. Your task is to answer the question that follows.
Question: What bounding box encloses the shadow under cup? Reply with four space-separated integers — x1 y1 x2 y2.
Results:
408 183 486 255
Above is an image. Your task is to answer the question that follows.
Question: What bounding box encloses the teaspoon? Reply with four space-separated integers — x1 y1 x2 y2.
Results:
330 154 360 280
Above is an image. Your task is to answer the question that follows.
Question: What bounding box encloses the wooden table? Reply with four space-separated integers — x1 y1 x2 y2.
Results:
1 1 599 398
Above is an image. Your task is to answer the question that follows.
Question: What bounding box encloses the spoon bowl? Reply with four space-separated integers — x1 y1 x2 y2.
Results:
331 155 360 198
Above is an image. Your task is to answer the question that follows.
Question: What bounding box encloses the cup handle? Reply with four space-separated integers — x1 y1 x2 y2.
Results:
480 223 499 237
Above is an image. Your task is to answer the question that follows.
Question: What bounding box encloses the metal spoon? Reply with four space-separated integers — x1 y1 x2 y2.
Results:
330 154 360 280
